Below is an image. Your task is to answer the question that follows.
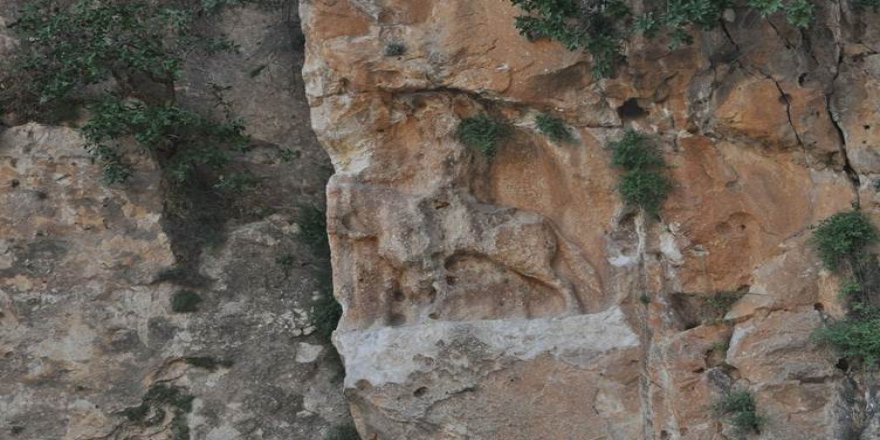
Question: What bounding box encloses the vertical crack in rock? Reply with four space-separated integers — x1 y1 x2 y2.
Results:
827 54 862 204
826 0 861 204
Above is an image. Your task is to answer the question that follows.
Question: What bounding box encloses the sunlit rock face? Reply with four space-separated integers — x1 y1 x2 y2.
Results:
301 1 880 438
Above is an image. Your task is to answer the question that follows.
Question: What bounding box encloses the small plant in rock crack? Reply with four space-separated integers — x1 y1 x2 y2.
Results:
121 383 194 439
535 113 574 143
608 129 672 217
713 389 764 435
706 291 744 315
324 424 361 440
170 290 203 313
710 340 730 354
384 42 407 56
456 114 511 157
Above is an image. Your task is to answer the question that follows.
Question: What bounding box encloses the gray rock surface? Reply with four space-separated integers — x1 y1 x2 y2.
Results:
0 2 351 439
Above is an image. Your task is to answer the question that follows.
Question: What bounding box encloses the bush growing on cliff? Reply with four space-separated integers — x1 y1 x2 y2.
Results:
713 389 764 435
607 130 671 216
509 0 817 78
457 114 511 156
0 0 251 184
536 113 574 143
814 309 880 364
811 210 878 271
811 210 880 368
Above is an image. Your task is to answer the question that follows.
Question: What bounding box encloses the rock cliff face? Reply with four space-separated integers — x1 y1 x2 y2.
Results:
300 1 880 438
0 3 352 439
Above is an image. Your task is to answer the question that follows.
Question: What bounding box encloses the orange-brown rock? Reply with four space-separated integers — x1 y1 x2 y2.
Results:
301 0 880 438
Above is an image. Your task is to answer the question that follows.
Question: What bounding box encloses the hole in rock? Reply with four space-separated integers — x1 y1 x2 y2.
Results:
392 290 405 302
413 387 428 397
814 303 825 312
617 98 648 120
836 358 849 371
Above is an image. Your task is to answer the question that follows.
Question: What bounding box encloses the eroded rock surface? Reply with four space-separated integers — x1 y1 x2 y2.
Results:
0 2 350 439
301 0 880 438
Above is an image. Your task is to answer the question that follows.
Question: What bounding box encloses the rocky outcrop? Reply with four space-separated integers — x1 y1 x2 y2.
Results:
0 3 351 439
301 0 880 438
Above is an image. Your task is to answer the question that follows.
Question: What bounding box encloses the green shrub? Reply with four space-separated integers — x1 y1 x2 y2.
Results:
710 340 729 354
171 290 203 313
384 43 406 56
839 278 862 299
608 130 672 216
609 130 665 170
857 0 880 9
324 424 360 440
299 205 330 255
313 290 343 340
1 0 249 184
510 0 816 78
456 114 511 156
713 389 763 435
295 204 340 340
706 291 744 315
814 309 880 364
618 170 671 216
811 210 878 270
535 113 573 143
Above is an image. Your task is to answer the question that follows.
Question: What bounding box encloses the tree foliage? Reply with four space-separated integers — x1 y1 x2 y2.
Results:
510 0 824 78
1 0 253 184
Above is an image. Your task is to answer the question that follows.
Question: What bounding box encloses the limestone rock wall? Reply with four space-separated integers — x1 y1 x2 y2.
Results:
0 2 351 439
300 1 880 438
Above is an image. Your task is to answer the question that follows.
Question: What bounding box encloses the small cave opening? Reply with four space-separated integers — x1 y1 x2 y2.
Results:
617 98 649 121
